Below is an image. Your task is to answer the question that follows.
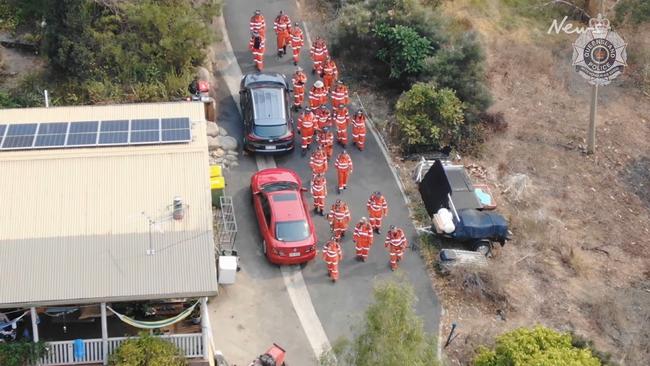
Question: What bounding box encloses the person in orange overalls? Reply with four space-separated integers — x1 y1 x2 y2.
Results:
367 191 388 234
334 150 353 193
327 199 351 240
310 37 329 74
309 146 328 179
309 80 327 109
249 10 266 38
316 127 334 160
385 225 408 271
310 173 327 216
292 67 307 111
320 57 338 91
298 108 315 156
273 10 291 57
352 110 367 151
322 236 343 282
315 105 331 131
289 22 304 66
353 217 374 262
331 80 349 111
333 106 349 146
248 32 265 71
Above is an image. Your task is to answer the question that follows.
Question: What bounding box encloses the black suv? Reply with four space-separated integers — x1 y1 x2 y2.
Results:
240 73 294 153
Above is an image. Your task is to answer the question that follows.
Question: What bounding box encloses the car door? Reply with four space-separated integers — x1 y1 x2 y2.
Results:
240 90 252 134
258 193 272 243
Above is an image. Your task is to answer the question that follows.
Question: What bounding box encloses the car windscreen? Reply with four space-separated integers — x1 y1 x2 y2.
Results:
253 124 287 138
260 182 299 192
275 220 310 242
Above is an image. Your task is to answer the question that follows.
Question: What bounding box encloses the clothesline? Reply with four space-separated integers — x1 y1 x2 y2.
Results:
0 311 29 330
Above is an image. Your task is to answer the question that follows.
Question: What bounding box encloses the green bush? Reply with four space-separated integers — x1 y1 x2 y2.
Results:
321 279 438 366
331 0 444 80
39 0 219 104
0 340 47 366
423 31 492 123
473 326 602 366
374 23 433 79
396 82 464 150
108 333 187 366
615 0 650 25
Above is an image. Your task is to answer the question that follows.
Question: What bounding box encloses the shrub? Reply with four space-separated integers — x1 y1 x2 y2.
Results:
374 23 433 79
108 333 187 366
474 326 602 366
423 31 492 123
0 341 47 366
396 82 464 150
479 111 508 133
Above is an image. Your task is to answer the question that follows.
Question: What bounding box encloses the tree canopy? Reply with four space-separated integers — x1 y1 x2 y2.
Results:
321 279 438 366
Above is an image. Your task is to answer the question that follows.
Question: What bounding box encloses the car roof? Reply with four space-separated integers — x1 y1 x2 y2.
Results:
268 191 306 222
251 88 286 125
243 72 287 88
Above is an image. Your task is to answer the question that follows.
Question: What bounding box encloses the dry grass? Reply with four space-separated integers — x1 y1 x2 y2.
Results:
430 1 650 365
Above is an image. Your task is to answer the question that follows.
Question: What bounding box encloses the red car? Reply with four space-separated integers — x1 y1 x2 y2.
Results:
251 168 317 265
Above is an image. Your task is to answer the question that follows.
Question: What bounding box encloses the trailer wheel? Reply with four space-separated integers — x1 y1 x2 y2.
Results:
473 240 491 256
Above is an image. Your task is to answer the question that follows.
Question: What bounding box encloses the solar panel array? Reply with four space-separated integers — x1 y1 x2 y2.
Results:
0 117 192 151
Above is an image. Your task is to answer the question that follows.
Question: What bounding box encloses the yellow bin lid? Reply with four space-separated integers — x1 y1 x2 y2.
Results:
210 176 225 190
210 165 223 178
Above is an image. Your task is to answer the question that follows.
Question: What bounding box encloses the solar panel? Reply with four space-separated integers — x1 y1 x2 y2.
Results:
0 125 6 146
99 132 129 144
162 117 190 130
130 130 160 143
7 123 37 136
3 135 35 148
69 121 99 133
35 134 66 147
131 119 159 131
1 117 191 151
162 129 191 142
34 122 69 147
100 120 129 132
66 133 98 146
161 118 191 142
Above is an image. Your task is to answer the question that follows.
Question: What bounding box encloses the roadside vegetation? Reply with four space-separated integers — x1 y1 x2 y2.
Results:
0 0 221 107
319 279 438 366
473 326 602 366
328 0 493 154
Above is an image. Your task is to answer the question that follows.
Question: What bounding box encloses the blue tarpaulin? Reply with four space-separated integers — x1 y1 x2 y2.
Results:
452 209 508 242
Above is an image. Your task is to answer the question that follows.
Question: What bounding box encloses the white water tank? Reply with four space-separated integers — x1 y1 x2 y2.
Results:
218 256 238 284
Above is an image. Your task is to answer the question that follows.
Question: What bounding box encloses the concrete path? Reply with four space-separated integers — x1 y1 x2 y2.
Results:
210 1 441 364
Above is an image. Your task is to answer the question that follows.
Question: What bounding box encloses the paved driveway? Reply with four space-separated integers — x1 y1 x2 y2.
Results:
210 1 440 364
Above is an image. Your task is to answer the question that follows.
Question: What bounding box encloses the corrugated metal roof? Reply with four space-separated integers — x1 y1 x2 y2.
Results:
0 102 218 308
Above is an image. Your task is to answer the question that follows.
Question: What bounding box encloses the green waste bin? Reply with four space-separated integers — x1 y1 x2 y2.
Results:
211 176 225 207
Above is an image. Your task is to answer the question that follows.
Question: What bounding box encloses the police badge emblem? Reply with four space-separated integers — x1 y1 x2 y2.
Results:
572 15 627 86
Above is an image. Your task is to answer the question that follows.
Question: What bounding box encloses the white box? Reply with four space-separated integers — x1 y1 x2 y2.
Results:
218 256 238 284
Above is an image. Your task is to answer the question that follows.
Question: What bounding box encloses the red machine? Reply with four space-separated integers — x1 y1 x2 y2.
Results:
249 344 286 366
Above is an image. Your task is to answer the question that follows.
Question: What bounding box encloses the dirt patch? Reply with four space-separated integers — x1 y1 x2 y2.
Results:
0 33 44 89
